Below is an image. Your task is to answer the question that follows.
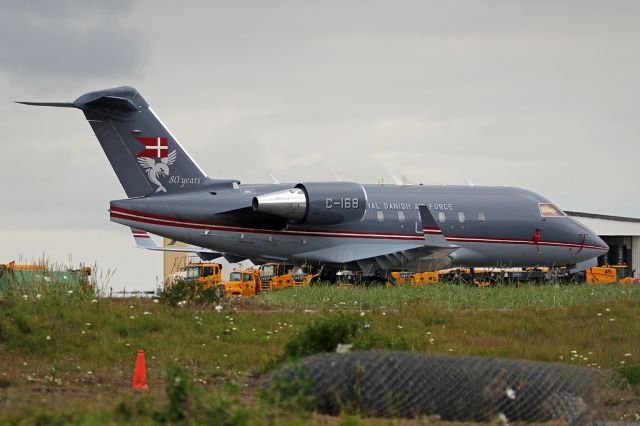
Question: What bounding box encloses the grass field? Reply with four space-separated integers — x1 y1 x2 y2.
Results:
1 281 639 424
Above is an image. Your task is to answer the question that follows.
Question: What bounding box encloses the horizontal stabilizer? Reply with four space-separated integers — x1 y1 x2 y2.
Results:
129 228 220 256
131 228 156 248
82 95 139 111
16 101 75 108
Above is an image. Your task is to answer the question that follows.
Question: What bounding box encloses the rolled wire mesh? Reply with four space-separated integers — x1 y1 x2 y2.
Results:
265 351 622 424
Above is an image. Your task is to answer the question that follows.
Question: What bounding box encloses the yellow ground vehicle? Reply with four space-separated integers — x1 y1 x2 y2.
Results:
586 264 640 285
291 267 320 287
259 263 294 290
0 261 92 291
387 271 440 286
184 262 222 289
217 269 261 297
258 263 319 290
0 262 46 272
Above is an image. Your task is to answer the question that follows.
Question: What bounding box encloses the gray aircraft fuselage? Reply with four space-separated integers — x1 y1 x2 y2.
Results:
109 182 607 272
19 86 608 274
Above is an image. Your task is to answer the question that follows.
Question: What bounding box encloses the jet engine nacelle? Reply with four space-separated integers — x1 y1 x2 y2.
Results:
252 182 367 225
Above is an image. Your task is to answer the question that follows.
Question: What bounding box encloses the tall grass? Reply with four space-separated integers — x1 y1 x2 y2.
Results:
1 269 639 423
254 282 640 310
0 256 115 299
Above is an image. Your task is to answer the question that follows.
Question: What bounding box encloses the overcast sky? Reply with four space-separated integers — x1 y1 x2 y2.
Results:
1 0 639 291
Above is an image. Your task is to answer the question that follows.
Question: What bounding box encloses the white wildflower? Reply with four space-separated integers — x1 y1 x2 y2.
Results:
506 388 516 400
336 344 353 354
91 299 98 303
46 336 51 340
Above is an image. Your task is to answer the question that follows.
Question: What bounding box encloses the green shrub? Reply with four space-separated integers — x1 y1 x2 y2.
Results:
283 314 365 360
261 364 316 415
15 316 32 334
159 279 220 307
281 314 409 364
163 364 190 422
0 377 12 389
617 363 640 386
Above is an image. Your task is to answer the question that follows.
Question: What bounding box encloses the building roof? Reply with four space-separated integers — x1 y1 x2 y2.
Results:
565 211 640 224
566 211 640 236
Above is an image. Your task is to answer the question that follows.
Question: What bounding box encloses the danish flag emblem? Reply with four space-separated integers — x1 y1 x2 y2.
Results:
136 137 168 158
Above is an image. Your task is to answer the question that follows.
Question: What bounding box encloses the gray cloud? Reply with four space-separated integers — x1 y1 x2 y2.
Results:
0 0 142 81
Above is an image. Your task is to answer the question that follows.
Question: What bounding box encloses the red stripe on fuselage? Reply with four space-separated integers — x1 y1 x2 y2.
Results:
110 207 423 241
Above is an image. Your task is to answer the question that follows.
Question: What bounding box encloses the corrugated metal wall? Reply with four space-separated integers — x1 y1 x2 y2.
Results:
568 216 640 236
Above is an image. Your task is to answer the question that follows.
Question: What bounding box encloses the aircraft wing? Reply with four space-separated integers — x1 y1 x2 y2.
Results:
292 206 458 272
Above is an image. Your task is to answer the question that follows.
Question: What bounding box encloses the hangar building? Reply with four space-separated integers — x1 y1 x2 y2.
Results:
566 211 640 278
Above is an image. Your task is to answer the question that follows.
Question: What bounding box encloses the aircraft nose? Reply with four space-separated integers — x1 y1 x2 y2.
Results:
590 233 609 252
571 218 608 252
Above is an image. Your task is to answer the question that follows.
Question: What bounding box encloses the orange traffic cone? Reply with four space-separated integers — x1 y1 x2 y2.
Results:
132 349 149 390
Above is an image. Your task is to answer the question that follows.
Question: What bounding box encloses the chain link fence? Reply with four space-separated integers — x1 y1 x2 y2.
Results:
265 351 629 424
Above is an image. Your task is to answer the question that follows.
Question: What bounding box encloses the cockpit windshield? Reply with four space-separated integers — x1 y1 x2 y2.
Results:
260 265 275 278
539 203 565 217
186 266 201 278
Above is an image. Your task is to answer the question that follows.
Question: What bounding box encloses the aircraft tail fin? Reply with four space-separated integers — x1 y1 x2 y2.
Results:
19 86 208 198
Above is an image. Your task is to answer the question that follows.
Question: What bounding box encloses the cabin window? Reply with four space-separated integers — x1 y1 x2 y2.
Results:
539 203 564 217
377 211 384 222
478 212 486 223
458 212 465 223
438 212 446 223
398 211 405 222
